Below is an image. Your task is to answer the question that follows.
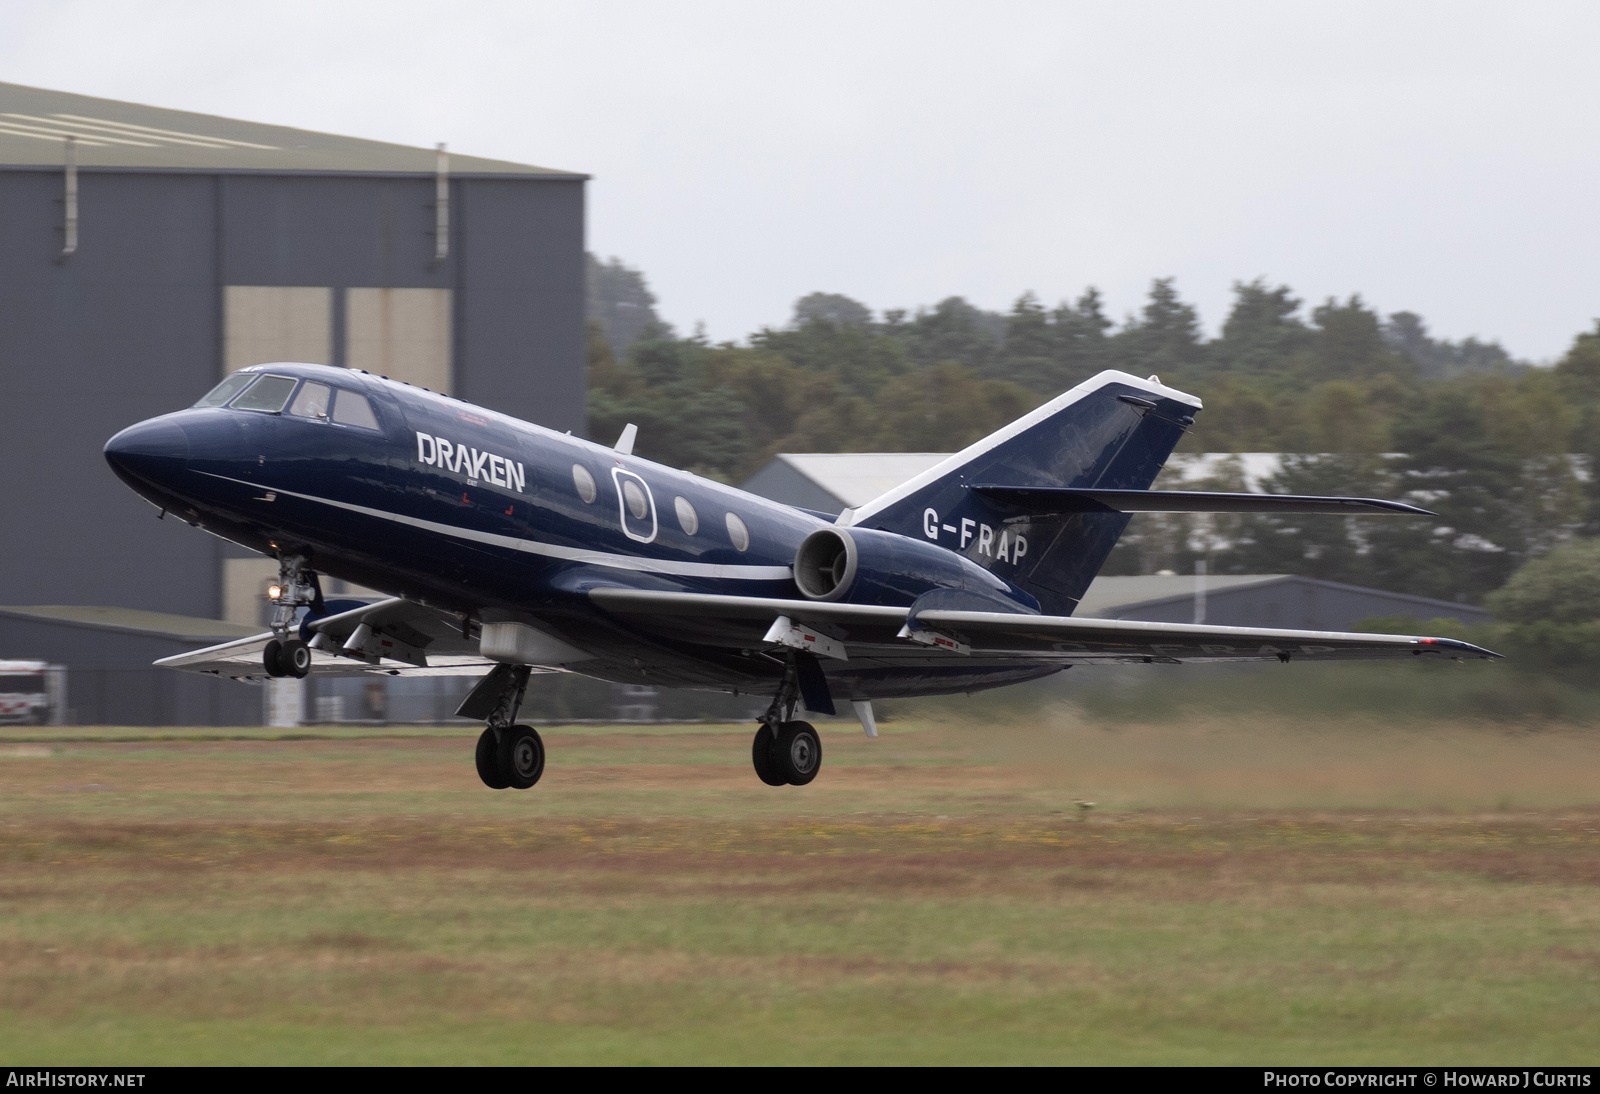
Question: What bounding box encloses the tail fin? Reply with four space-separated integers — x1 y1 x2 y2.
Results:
842 370 1201 615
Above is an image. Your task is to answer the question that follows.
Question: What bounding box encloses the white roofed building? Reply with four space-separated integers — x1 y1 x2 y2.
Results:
739 452 1305 516
740 453 951 516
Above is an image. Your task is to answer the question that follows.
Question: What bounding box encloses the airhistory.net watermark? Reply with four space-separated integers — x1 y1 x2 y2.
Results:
5 1074 145 1088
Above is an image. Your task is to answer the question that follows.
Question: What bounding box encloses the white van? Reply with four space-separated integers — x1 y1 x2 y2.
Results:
0 661 66 725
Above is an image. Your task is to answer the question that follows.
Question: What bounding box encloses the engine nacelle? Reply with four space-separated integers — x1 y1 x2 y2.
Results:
793 525 1036 610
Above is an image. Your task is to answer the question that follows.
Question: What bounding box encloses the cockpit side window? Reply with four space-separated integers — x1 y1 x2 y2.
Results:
288 382 332 420
193 373 257 408
331 390 380 430
228 375 299 414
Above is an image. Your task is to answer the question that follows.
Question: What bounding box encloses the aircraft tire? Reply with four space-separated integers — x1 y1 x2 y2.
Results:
283 640 312 678
773 721 822 786
751 726 786 786
262 639 285 678
499 724 545 790
475 727 510 789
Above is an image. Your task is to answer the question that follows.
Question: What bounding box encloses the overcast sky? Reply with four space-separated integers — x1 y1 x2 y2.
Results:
4 0 1597 360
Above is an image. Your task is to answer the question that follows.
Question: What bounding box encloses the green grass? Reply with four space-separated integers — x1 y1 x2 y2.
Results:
1 710 1598 1064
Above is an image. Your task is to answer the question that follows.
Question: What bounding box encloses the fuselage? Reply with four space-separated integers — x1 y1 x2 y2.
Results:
104 363 1057 698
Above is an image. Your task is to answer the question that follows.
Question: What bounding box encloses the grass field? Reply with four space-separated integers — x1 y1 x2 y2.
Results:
2 702 1599 1065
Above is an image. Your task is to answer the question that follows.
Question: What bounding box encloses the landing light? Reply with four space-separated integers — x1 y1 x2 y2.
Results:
267 584 284 601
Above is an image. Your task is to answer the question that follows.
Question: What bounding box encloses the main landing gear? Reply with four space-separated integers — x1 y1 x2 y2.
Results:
475 722 545 790
750 658 822 786
461 663 545 790
263 555 321 679
752 720 821 786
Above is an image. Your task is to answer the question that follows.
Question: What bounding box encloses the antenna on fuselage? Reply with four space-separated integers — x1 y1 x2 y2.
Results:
614 423 638 455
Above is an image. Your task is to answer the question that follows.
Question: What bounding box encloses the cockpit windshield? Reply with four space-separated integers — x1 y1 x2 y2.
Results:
228 375 299 414
193 373 381 425
193 372 257 408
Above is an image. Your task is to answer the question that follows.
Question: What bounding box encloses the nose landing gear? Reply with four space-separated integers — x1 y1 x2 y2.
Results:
263 637 312 678
262 555 321 679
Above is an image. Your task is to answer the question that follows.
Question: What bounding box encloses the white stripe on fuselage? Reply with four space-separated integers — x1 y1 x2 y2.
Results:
195 471 794 581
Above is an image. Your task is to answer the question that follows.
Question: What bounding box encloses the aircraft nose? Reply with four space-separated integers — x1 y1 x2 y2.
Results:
104 416 190 486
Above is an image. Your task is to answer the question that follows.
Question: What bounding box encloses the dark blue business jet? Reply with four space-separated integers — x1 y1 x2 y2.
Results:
104 364 1496 789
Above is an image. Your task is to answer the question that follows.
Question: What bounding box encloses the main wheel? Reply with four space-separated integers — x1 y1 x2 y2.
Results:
498 724 545 789
773 721 822 785
475 727 510 789
263 639 285 677
281 640 311 678
751 725 786 786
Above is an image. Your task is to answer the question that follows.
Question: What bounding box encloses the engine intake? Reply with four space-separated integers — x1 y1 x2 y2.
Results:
791 523 1039 612
794 528 858 601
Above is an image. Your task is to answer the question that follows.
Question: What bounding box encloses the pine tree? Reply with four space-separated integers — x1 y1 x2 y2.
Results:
1111 278 1207 381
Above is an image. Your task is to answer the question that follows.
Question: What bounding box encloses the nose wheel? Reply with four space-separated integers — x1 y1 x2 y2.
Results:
262 554 321 679
263 638 311 679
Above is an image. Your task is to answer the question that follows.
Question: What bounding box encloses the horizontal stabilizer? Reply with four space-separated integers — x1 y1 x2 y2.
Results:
970 485 1435 517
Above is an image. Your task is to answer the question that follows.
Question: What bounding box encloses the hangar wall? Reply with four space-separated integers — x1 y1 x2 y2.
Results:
0 168 586 621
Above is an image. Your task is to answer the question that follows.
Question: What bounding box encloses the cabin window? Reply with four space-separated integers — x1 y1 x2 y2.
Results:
674 496 699 535
331 390 380 430
288 382 332 420
572 464 597 503
725 512 750 552
229 374 299 414
612 469 657 543
622 479 649 520
194 373 257 408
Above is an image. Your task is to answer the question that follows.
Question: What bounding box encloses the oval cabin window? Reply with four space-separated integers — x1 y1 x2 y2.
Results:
725 512 750 552
572 464 597 504
622 479 649 520
675 496 699 535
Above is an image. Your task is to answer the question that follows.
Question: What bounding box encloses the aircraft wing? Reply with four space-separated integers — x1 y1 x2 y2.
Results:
588 588 1499 665
905 609 1497 663
154 597 499 681
970 485 1435 516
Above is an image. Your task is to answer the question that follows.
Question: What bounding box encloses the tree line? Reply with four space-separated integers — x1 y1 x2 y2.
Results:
586 254 1600 607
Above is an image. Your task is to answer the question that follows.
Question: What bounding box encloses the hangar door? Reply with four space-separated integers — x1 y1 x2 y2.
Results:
222 286 453 396
224 286 332 372
346 288 453 395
